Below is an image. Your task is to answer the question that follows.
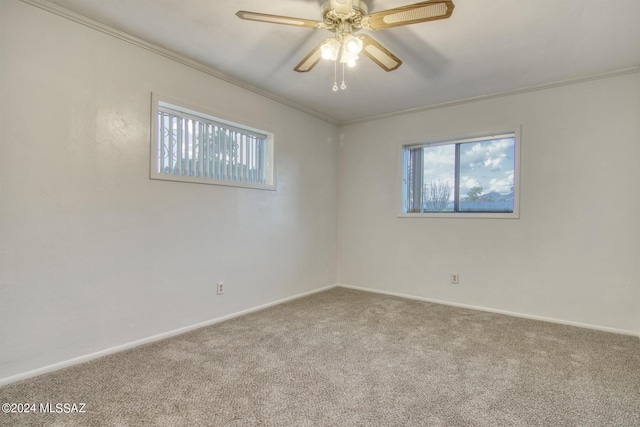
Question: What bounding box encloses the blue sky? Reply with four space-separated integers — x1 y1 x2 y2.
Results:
423 137 515 199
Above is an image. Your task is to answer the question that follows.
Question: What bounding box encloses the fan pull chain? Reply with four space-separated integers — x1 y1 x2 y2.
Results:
332 60 338 92
341 63 347 90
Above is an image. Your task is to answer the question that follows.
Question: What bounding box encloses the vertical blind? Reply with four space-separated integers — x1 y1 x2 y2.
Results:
157 107 267 185
405 147 424 213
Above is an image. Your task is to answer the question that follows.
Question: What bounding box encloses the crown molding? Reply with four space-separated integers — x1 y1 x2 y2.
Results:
19 0 340 125
341 65 640 126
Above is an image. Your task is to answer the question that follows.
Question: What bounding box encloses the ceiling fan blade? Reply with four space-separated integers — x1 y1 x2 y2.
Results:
363 0 454 30
236 11 325 29
294 43 323 72
359 34 402 71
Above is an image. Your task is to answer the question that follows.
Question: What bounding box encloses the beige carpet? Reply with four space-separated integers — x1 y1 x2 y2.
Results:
1 287 639 426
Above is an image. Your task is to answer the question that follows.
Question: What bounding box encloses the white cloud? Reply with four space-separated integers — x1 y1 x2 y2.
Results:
424 145 455 181
460 176 480 189
487 170 515 194
461 139 514 171
483 156 505 170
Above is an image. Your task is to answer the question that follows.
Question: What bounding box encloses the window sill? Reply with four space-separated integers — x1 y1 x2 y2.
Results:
398 212 519 219
150 174 276 190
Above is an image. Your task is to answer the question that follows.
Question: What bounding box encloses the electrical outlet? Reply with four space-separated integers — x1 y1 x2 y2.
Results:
217 282 224 295
450 273 459 284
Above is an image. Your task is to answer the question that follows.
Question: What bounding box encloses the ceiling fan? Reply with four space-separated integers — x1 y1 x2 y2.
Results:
236 0 455 76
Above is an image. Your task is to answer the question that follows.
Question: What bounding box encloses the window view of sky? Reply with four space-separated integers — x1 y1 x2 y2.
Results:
459 138 515 197
423 137 515 201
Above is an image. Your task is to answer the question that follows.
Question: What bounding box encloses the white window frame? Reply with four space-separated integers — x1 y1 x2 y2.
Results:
150 93 275 190
398 127 521 219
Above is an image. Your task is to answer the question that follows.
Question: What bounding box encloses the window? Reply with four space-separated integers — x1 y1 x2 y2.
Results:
150 94 275 190
401 130 520 218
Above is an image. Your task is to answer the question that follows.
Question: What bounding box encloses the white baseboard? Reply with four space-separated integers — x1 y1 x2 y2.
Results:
0 284 339 387
338 284 640 338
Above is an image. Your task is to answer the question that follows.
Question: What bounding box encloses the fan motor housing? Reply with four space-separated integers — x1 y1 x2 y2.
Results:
321 0 368 31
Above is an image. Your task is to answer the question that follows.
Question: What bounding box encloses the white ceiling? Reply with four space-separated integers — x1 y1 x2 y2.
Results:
38 0 640 124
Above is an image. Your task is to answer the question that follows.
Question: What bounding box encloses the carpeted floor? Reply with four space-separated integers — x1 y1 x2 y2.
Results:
1 287 639 426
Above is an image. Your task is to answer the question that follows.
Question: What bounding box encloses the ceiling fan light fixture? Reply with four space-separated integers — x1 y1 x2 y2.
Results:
340 48 359 65
343 33 363 54
321 38 340 60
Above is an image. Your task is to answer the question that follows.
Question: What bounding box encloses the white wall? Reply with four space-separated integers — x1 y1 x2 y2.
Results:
0 1 338 382
338 72 640 334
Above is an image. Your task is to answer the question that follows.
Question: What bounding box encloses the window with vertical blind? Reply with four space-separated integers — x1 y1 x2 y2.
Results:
150 94 275 190
400 130 520 218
